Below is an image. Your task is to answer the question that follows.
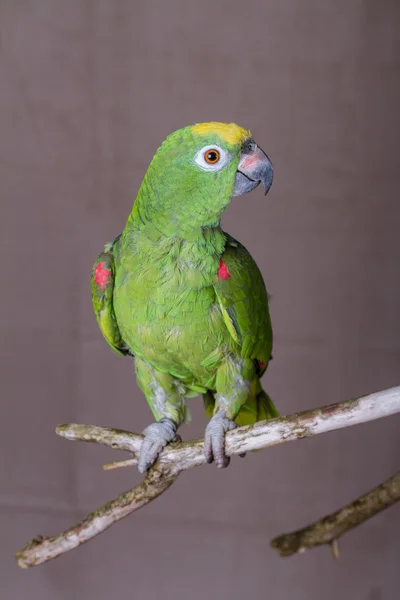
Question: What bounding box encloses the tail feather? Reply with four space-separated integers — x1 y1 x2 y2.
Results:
203 387 279 427
235 389 279 426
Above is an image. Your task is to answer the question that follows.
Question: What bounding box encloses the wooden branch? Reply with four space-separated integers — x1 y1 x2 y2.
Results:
55 423 142 455
271 472 400 557
56 386 400 473
15 386 400 568
15 467 178 569
104 458 138 470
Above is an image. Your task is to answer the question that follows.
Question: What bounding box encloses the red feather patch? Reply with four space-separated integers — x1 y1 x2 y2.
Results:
94 261 111 290
218 258 231 280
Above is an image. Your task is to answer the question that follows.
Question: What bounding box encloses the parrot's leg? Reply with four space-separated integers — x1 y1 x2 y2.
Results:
203 390 246 459
204 357 254 468
135 358 188 474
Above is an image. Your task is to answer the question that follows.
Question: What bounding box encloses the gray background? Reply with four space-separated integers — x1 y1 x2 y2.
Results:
1 1 399 599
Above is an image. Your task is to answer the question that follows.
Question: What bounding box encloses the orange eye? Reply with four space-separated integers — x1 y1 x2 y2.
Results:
204 149 220 164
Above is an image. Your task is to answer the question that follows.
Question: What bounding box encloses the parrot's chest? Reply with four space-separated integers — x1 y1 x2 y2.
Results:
113 255 230 374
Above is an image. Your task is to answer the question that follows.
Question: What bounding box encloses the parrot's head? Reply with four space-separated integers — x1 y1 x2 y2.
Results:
134 122 273 235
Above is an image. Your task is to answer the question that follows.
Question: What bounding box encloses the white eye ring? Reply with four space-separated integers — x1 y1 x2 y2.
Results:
194 145 231 171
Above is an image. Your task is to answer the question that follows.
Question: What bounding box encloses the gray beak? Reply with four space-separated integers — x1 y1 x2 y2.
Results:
232 139 273 197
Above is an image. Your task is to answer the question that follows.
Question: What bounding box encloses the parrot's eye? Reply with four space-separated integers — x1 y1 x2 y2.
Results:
204 149 220 164
194 144 230 172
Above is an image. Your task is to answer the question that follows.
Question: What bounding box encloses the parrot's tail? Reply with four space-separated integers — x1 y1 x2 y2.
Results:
235 388 279 426
203 386 279 427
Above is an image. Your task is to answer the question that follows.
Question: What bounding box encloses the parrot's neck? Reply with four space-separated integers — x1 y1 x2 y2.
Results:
128 208 220 241
121 216 226 290
124 214 226 259
123 199 227 282
129 198 225 241
127 157 231 241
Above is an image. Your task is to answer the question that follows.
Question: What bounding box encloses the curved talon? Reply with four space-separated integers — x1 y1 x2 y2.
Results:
138 418 177 474
204 412 237 468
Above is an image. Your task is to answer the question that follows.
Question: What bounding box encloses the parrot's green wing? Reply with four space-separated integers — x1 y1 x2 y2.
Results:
91 236 131 357
213 235 272 366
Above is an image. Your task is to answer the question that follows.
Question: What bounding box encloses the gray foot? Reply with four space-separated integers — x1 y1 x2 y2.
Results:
204 411 237 468
138 418 178 474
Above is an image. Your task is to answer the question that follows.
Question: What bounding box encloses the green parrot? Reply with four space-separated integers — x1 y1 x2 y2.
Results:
91 122 278 473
